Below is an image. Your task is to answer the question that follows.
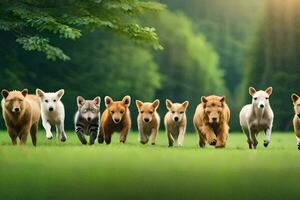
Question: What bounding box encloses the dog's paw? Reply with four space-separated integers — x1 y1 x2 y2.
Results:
209 139 217 146
47 136 53 140
298 145 300 150
263 140 269 147
151 142 155 145
81 140 87 145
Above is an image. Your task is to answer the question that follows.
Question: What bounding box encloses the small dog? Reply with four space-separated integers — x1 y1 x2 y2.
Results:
98 96 131 144
1 89 40 145
164 99 189 147
36 89 66 141
136 99 160 145
193 95 230 148
74 96 101 145
291 93 300 150
239 87 274 149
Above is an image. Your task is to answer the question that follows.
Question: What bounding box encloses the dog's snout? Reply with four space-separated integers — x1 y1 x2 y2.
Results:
174 117 179 122
259 104 264 108
114 118 120 123
49 107 54 112
212 117 217 122
297 113 300 118
144 118 150 122
87 117 91 121
14 108 20 113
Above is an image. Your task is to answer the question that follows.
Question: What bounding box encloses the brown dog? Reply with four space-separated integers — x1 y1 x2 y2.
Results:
1 89 41 146
98 96 131 144
193 95 230 148
136 99 160 145
291 93 300 150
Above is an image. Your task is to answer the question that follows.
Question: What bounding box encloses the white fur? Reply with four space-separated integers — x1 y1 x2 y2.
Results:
36 89 67 141
239 88 274 149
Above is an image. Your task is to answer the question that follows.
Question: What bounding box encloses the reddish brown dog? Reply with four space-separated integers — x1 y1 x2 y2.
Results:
1 89 41 146
291 93 300 150
98 96 131 144
193 95 230 148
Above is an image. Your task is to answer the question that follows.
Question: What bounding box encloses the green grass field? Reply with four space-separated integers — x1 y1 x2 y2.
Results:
0 131 299 200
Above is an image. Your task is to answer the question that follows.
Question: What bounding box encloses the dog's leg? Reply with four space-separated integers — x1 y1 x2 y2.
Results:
150 128 158 145
264 127 272 147
42 119 53 140
98 128 104 144
167 131 174 147
30 123 38 146
105 132 112 145
8 127 18 145
75 123 87 145
297 135 300 150
177 126 186 147
249 129 258 149
57 121 67 142
139 130 148 145
216 125 228 148
19 124 31 145
195 125 206 147
88 124 99 145
201 126 217 145
120 127 129 144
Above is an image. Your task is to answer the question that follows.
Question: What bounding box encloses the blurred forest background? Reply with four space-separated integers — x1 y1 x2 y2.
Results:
0 0 299 132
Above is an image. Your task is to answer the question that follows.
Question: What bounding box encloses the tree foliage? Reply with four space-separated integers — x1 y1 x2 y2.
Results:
0 0 165 60
243 0 300 130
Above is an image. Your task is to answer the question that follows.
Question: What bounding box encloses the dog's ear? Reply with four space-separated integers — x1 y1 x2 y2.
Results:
201 96 208 104
136 100 143 110
21 89 28 97
220 96 225 103
249 87 256 96
105 96 113 107
77 96 85 107
122 95 131 107
152 99 160 109
93 96 101 108
56 89 65 99
265 87 273 96
182 101 189 109
36 88 44 98
291 93 299 103
166 99 173 110
1 89 9 99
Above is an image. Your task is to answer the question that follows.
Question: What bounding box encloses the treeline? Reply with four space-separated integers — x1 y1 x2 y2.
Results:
241 0 300 130
0 10 225 131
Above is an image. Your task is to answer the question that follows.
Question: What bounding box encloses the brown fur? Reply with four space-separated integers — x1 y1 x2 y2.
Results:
136 99 160 145
291 93 300 149
98 96 131 144
1 89 41 146
193 95 230 148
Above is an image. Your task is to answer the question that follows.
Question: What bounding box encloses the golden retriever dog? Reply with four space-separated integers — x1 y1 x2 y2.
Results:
193 95 230 148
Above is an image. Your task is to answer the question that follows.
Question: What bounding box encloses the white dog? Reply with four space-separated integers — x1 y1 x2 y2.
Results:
239 87 274 149
36 89 67 141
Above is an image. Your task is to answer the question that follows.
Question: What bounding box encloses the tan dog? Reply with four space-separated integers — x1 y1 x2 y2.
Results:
98 96 131 144
1 89 41 146
193 95 230 148
136 99 160 145
164 99 189 147
291 93 300 150
239 87 273 149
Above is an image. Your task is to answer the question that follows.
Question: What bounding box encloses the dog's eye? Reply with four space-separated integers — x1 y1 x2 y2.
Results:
254 97 257 100
141 111 144 114
45 100 49 103
172 111 175 114
149 111 153 114
265 97 269 100
180 111 184 114
120 111 124 114
111 111 115 114
53 99 56 102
